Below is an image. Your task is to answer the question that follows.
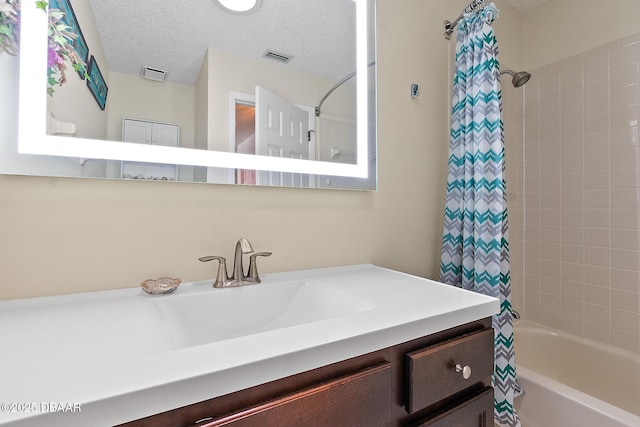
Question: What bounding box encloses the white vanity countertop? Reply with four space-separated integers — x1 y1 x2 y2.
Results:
0 264 499 426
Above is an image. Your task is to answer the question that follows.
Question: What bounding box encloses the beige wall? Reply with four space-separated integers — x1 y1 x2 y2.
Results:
106 72 196 149
0 0 523 300
493 0 524 71
523 0 640 70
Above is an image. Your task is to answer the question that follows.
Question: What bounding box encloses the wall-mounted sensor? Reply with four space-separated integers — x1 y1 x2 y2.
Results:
411 83 420 98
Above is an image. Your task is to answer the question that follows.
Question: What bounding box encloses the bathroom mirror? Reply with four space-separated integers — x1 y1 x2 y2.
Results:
9 0 376 190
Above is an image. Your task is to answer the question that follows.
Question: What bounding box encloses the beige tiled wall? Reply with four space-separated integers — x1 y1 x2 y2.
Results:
502 82 525 314
522 33 640 355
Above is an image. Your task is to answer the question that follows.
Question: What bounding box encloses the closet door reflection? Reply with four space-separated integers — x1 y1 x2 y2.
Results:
122 119 179 181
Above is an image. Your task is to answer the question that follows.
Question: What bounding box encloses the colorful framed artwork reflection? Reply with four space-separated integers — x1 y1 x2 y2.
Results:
86 55 108 110
48 0 90 79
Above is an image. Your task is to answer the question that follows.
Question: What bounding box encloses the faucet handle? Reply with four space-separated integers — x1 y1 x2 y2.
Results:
198 256 229 288
247 252 272 282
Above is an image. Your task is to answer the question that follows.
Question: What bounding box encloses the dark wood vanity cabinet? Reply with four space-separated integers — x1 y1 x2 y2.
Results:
119 318 494 427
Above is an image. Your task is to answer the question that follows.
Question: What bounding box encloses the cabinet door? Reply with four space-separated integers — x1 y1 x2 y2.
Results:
122 119 179 147
121 119 179 180
409 387 493 427
152 123 179 147
190 363 392 427
123 119 153 144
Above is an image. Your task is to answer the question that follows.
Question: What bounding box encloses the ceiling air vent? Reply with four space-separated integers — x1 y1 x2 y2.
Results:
141 66 168 82
263 50 292 64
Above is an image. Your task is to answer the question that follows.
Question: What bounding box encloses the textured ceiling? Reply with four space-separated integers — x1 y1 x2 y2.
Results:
500 0 554 14
88 0 548 88
88 0 363 86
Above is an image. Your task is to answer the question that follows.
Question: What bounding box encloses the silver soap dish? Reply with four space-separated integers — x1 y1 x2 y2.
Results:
140 277 181 295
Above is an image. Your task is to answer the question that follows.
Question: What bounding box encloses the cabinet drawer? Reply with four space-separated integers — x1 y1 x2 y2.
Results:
405 328 493 413
191 362 392 427
408 387 494 427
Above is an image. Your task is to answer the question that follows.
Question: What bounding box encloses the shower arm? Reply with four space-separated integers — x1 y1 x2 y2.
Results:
315 60 376 117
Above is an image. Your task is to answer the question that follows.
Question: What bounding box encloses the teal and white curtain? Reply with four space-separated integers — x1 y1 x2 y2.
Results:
439 4 520 427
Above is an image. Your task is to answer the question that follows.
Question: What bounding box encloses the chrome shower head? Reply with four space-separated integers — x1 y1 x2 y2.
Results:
500 69 531 88
512 71 531 87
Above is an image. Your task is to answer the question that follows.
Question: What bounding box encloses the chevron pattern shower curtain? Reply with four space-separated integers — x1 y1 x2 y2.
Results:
439 4 520 427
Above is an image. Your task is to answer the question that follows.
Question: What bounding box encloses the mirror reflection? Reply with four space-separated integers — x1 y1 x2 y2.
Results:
5 0 376 190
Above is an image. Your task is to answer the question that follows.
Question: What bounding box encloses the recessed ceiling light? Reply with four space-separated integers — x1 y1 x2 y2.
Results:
215 0 262 14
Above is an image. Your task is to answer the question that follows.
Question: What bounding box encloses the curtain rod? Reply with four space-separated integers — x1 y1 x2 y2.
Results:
443 0 486 40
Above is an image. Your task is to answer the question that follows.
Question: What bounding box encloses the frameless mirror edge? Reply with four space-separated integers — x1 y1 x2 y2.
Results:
18 0 372 179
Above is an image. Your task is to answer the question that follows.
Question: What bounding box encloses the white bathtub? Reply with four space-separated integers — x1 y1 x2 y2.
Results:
514 322 640 427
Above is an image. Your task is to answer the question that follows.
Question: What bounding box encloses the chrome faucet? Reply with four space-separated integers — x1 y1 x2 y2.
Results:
232 237 254 285
199 238 271 288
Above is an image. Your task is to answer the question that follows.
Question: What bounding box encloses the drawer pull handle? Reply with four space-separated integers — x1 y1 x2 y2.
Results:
455 364 472 379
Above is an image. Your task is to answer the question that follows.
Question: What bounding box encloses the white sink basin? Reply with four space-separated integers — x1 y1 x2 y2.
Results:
156 279 376 347
0 278 377 358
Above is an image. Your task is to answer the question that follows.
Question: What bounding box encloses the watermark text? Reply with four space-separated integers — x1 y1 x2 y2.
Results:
1 402 81 413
